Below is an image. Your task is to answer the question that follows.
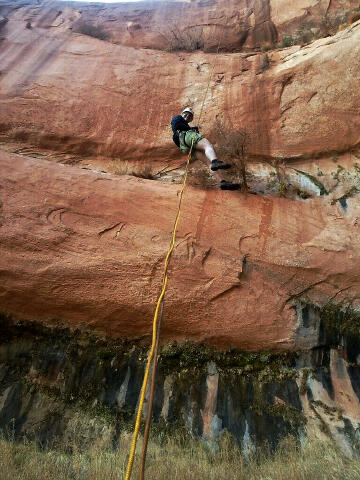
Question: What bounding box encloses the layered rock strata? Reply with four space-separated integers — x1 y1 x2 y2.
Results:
1 0 360 453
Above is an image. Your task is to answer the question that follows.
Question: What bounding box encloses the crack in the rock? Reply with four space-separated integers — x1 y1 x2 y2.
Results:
98 222 125 237
46 207 67 225
327 286 353 303
210 283 241 302
201 247 212 267
325 0 333 19
283 278 329 311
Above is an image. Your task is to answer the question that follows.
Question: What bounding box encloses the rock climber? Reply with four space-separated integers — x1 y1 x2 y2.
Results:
171 107 240 190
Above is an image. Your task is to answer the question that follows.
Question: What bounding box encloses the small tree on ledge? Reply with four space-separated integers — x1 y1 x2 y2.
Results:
211 117 250 192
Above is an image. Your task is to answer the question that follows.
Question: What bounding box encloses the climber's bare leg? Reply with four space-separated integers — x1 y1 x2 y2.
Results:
195 138 217 163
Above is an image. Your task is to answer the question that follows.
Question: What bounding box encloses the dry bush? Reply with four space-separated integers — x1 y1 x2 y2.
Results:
188 163 214 189
163 25 204 52
260 53 270 71
111 161 155 180
0 123 11 133
11 129 30 142
132 164 155 180
348 8 360 24
273 160 289 197
74 22 110 41
211 118 250 191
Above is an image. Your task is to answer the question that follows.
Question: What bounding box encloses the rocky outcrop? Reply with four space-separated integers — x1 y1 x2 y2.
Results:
1 150 360 350
1 315 360 453
1 0 358 52
0 1 359 163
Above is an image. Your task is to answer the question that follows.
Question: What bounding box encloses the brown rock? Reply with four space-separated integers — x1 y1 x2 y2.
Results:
0 1 359 164
1 150 360 350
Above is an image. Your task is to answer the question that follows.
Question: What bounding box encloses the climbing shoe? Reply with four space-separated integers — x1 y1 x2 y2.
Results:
210 159 231 171
220 180 240 190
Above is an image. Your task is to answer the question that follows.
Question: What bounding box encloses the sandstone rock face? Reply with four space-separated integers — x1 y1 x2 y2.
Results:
1 0 360 451
1 0 357 52
270 0 359 35
1 150 360 350
0 0 359 164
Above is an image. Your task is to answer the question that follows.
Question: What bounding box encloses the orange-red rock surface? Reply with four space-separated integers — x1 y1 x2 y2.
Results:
1 149 360 350
0 1 359 163
1 1 360 351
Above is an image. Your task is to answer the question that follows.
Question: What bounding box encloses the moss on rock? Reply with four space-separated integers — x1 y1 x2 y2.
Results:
320 303 360 341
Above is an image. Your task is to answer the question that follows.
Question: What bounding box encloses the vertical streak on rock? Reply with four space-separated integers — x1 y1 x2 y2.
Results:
161 375 174 420
325 0 333 18
201 361 219 438
241 54 274 159
242 420 255 458
258 197 273 252
330 349 360 423
195 189 217 243
116 366 130 409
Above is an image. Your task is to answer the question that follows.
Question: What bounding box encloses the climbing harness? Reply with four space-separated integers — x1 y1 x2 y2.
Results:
124 31 224 480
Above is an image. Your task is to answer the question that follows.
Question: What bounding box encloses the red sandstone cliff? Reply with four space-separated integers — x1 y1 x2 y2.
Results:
0 0 359 163
1 150 359 350
0 1 360 351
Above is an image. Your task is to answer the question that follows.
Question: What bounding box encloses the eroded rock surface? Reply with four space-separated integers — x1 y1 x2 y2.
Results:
1 0 360 452
0 1 359 163
1 150 360 350
1 0 358 52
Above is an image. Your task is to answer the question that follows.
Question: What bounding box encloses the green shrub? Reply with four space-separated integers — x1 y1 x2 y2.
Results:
281 36 294 48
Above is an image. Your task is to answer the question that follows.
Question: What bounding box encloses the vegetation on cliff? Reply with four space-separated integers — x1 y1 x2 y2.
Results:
320 302 360 341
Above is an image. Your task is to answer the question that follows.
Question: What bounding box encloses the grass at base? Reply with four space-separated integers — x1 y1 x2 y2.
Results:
1 433 360 480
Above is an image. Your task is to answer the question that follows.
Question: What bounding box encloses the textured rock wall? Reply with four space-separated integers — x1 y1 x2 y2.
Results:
2 0 358 51
1 0 360 452
0 1 359 163
1 313 360 452
1 150 360 350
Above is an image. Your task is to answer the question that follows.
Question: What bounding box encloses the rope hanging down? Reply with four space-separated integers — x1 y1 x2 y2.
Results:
124 139 195 480
124 32 224 480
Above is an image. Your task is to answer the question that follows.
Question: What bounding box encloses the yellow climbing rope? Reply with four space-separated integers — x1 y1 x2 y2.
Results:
124 31 224 480
124 140 194 480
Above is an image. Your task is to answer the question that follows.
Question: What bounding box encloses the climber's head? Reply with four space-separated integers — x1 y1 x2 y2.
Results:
181 107 194 123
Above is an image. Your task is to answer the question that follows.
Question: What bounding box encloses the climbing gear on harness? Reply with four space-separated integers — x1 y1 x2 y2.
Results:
220 179 240 190
211 159 231 171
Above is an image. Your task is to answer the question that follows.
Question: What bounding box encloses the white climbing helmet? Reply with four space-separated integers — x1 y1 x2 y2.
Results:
181 107 194 116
